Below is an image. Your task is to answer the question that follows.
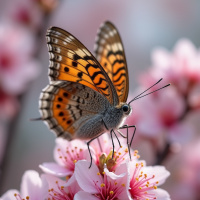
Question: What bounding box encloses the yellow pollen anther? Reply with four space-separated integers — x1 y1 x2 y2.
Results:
102 172 105 175
139 187 142 189
146 199 149 200
71 150 74 153
57 148 61 151
134 150 138 153
139 175 142 178
66 176 70 180
59 156 62 159
136 163 139 167
75 146 77 149
147 181 149 184
14 194 17 197
141 162 144 167
56 181 58 184
61 186 64 190
97 172 100 175
110 191 114 195
100 183 105 187
154 186 157 189
144 174 147 178
80 149 83 152
121 183 125 187
136 177 139 181
125 148 128 153
26 196 29 200
137 155 140 159
114 182 118 185
120 146 123 148
146 184 149 187
118 152 121 155
152 175 155 178
73 160 77 163
141 171 143 174
156 181 159 184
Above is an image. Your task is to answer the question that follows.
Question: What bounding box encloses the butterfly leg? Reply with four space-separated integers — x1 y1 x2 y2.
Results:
87 133 104 169
118 125 136 160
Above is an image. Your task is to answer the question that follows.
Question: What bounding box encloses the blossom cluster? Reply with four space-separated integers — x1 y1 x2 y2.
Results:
0 0 58 165
1 134 170 200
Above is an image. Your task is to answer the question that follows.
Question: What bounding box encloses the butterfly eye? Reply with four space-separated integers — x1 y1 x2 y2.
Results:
122 104 130 113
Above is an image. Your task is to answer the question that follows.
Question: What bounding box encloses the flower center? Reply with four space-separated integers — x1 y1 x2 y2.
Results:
129 162 159 200
57 146 83 171
98 147 140 173
93 171 126 200
48 180 74 200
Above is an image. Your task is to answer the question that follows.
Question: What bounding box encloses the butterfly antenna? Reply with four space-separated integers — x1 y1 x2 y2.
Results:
128 78 170 104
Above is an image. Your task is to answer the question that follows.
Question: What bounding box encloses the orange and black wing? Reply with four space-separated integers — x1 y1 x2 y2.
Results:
94 21 129 103
39 81 110 139
46 26 119 106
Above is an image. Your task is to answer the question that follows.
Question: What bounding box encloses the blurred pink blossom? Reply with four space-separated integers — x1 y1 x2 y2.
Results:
3 0 43 30
0 89 19 119
0 23 40 95
0 170 48 200
140 39 200 98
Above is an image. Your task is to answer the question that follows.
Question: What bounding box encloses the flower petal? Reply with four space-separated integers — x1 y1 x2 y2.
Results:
153 188 171 200
74 191 98 200
39 162 72 177
1 189 19 200
75 160 101 193
20 170 48 199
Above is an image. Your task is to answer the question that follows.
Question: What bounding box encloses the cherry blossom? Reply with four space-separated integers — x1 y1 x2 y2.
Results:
40 138 92 177
0 23 40 95
0 170 48 200
91 134 140 173
44 173 82 200
128 160 170 200
74 160 129 200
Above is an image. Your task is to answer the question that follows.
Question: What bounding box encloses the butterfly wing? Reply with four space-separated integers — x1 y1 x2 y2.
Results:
94 21 129 103
46 26 119 106
40 81 110 140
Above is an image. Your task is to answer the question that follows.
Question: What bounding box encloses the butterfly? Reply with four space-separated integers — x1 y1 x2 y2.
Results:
39 21 169 167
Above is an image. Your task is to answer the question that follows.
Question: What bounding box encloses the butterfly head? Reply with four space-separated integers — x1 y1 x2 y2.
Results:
117 103 132 116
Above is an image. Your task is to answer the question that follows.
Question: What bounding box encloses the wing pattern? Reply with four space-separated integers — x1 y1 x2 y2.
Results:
94 21 129 102
46 27 119 106
40 81 110 140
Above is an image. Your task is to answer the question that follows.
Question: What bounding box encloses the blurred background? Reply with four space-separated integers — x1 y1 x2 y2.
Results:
0 0 200 199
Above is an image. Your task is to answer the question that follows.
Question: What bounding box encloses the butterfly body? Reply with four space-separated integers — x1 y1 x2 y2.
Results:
40 21 131 142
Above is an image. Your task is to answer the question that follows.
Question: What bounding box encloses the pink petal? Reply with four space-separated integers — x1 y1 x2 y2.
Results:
64 174 82 194
143 166 170 186
74 191 98 200
39 162 72 177
153 188 171 200
1 189 19 200
75 160 101 193
20 170 48 199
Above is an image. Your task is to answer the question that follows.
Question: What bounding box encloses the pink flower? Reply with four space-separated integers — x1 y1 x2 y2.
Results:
140 39 200 99
0 23 40 95
0 88 19 119
40 138 92 177
8 0 43 30
91 134 140 173
127 87 193 143
0 170 48 200
74 160 129 200
43 173 82 200
129 160 170 200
